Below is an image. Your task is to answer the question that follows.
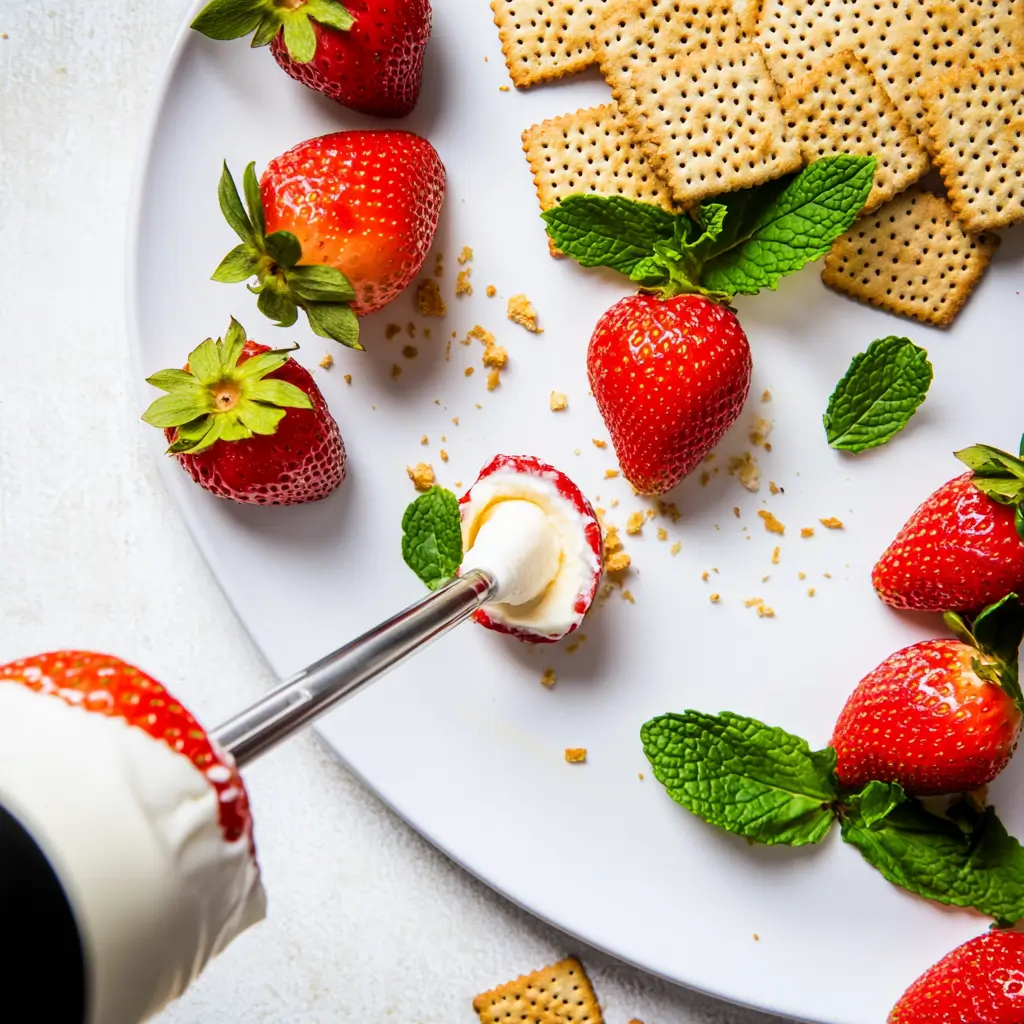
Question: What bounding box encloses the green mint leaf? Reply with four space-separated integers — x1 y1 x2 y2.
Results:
264 230 302 269
281 9 317 62
212 243 261 283
191 0 268 40
844 780 907 828
628 254 671 288
823 337 933 453
700 155 876 296
401 487 463 590
641 711 838 846
287 264 357 303
305 0 354 32
218 161 255 245
541 195 677 276
840 796 1024 926
305 303 362 350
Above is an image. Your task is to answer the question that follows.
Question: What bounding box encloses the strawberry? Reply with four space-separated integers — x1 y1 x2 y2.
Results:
831 594 1024 795
142 317 345 505
0 651 254 845
874 442 1024 612
889 930 1024 1023
212 132 444 347
587 294 752 495
191 0 431 118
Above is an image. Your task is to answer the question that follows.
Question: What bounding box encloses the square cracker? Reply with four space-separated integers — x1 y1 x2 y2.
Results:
595 0 746 163
522 104 677 256
921 55 1024 232
621 42 803 206
473 956 604 1024
491 0 617 87
822 189 1000 327
781 49 929 212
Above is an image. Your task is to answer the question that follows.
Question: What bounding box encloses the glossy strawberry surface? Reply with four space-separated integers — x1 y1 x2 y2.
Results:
460 454 603 644
261 130 444 316
0 651 254 845
889 930 1024 1023
270 0 431 117
587 294 752 495
873 473 1024 612
831 639 1022 795
171 342 346 505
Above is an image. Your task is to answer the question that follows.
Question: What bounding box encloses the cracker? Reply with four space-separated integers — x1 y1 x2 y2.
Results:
781 49 929 212
622 43 803 205
491 0 616 87
473 957 604 1024
522 104 677 256
821 190 1000 327
921 55 1024 232
595 0 745 162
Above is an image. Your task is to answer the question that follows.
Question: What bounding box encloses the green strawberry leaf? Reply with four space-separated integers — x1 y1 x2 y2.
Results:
286 264 357 304
212 243 262 284
282 9 317 62
251 13 281 47
699 155 876 296
264 230 302 269
823 337 933 453
944 594 1024 709
241 161 266 242
192 0 352 55
305 0 355 32
305 303 363 350
401 487 463 590
841 790 1024 926
957 445 1024 538
217 161 256 246
191 0 267 41
256 286 298 328
641 711 838 846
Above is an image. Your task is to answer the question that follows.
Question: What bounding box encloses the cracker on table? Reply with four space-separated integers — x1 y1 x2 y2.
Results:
522 104 677 256
822 189 1000 327
781 49 928 212
622 43 803 206
921 54 1024 232
595 0 745 165
473 956 604 1023
491 0 616 87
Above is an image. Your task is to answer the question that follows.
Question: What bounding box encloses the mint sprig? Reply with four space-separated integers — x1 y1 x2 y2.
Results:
542 156 875 302
212 162 361 350
956 440 1024 542
824 337 933 453
401 486 463 590
641 712 838 846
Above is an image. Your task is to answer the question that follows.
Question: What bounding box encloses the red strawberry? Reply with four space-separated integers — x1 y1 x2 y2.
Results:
587 294 752 495
459 454 603 644
874 443 1024 612
212 133 444 346
0 651 254 846
889 930 1024 1023
192 0 431 118
831 595 1024 795
143 318 345 505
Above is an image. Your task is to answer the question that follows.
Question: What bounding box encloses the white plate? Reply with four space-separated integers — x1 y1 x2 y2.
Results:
128 5 1024 1021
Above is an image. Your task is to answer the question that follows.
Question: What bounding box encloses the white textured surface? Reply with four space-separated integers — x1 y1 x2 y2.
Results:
0 3 779 1021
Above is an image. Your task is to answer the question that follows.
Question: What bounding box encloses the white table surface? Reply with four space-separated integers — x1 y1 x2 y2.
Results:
0 3 783 1021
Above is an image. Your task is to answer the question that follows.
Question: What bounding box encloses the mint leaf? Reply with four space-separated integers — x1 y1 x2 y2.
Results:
541 195 677 275
641 711 838 846
823 336 933 453
841 793 1024 926
401 487 463 590
700 155 876 296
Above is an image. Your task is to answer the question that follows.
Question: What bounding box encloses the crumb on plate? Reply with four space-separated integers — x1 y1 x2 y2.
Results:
319 353 334 370
564 747 587 763
407 463 435 491
820 517 844 529
416 278 447 317
507 293 543 332
758 510 785 535
550 391 568 411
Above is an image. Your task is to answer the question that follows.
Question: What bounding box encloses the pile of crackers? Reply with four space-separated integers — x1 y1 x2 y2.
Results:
497 0 1024 326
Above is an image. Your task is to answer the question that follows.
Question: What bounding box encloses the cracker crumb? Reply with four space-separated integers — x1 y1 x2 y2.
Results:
758 604 775 618
761 390 771 403
605 551 631 573
625 511 645 535
457 246 473 265
452 416 459 426
593 438 607 449
464 367 475 377
319 353 334 370
402 345 418 359
603 523 623 555
758 510 785 535
733 506 741 519
416 278 447 317
657 500 681 522
657 527 668 541
420 435 429 445
745 597 763 609
440 435 446 442
433 252 443 278
486 284 497 297
507 293 543 333
391 363 403 379
566 634 586 654
771 546 781 565
499 84 510 92
540 668 556 689
753 934 760 942
407 463 435 491
610 498 619 508
637 774 644 782
573 448 581 456
824 572 833 579
343 373 352 384
798 571 806 580
564 747 587 763
820 517 844 530
445 338 452 361
474 402 482 410
550 391 568 412
769 481 780 495
808 587 816 597
702 571 710 582
749 417 772 447
406 322 416 338
728 452 761 492
670 541 681 556
455 268 472 296
385 324 402 339
700 470 711 486
801 527 814 538
622 589 636 603
710 593 721 603
482 344 508 368
440 449 449 462
486 369 501 391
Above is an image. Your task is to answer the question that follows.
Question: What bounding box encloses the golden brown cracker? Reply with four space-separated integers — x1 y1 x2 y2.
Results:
922 54 1024 232
473 957 604 1023
781 49 929 212
822 190 1000 327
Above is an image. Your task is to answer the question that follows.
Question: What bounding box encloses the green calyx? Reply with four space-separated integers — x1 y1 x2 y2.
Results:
943 593 1024 710
191 0 354 63
212 161 362 350
141 316 313 455
540 154 876 303
956 439 1024 542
